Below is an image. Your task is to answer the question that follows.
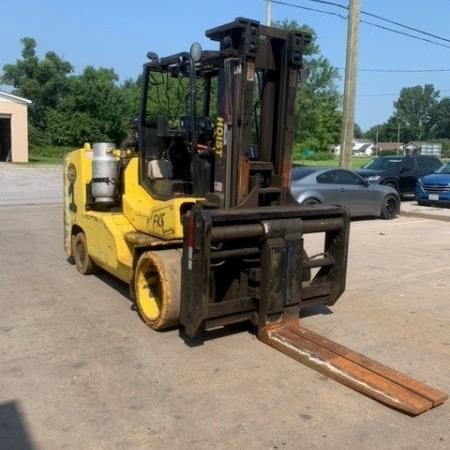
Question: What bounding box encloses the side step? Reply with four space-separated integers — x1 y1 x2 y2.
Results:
260 317 448 415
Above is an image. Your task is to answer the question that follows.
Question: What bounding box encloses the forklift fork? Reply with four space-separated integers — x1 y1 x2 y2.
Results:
260 314 447 415
181 203 447 415
257 217 448 415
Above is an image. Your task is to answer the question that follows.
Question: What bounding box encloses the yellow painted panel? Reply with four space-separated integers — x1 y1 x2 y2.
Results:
122 158 200 239
64 147 200 282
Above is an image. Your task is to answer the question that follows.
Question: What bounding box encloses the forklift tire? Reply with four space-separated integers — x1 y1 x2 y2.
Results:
72 232 98 275
134 249 181 330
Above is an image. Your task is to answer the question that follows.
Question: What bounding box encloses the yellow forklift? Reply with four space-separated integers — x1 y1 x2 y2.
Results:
64 18 446 414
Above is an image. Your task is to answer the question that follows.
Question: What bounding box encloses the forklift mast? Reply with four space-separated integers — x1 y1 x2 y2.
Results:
206 18 309 209
176 19 350 337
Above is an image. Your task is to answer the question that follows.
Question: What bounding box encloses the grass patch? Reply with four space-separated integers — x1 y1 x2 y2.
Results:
28 156 64 165
26 145 74 165
294 156 372 170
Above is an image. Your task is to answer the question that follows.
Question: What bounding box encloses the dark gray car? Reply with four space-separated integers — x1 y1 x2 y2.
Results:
291 167 400 219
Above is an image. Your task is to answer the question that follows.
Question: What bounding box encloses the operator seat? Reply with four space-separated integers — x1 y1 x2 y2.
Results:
142 127 176 198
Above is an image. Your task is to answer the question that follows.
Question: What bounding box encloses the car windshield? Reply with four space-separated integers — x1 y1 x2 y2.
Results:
363 157 403 170
435 162 450 174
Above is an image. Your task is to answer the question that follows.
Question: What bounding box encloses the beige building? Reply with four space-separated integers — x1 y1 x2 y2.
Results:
0 91 32 162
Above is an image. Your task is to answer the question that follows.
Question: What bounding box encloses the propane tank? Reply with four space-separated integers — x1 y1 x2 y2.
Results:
91 142 118 204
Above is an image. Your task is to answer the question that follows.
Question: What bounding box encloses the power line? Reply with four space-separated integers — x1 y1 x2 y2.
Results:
361 19 450 49
358 93 403 97
361 10 450 44
266 1 450 49
358 89 450 98
294 0 346 10
337 67 450 73
297 0 450 43
269 0 347 20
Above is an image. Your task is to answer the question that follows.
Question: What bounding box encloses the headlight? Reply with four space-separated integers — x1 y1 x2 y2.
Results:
417 178 423 186
367 175 381 181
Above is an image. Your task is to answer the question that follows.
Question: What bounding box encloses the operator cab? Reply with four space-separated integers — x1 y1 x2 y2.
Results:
137 45 218 200
137 17 310 209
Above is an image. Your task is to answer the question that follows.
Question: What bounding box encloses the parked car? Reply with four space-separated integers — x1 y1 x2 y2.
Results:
415 162 450 207
291 167 400 219
356 155 443 197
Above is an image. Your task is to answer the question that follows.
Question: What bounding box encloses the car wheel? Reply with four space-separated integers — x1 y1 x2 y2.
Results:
302 198 320 206
380 195 399 220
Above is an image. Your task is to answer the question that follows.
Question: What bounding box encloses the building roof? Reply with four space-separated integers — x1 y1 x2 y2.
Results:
373 142 404 151
405 141 438 148
355 143 372 153
0 91 32 105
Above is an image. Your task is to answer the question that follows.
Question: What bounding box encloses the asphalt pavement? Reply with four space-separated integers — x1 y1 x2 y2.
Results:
0 164 449 450
400 200 450 222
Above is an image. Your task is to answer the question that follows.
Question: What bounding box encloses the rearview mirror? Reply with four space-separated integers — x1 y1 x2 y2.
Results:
190 42 203 62
361 179 369 187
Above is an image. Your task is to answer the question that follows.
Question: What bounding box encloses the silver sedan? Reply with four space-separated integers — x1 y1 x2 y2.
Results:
291 167 400 219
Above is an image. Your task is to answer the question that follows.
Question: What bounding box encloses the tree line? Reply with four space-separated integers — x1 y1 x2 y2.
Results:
3 25 448 155
1 37 140 148
364 84 450 146
1 21 343 154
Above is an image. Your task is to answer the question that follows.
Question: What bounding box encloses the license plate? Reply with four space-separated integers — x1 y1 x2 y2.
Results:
428 194 439 200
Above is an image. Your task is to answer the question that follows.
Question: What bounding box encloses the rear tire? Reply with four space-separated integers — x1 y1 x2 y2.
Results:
380 195 399 220
72 232 98 275
134 249 181 330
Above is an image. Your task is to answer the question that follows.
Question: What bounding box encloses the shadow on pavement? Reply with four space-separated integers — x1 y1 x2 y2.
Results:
0 401 36 450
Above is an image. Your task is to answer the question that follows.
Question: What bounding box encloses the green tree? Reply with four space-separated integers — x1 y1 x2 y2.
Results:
431 97 450 139
47 66 131 145
354 123 362 138
393 84 440 141
274 20 342 152
121 76 142 119
364 116 402 143
1 38 142 147
1 37 73 145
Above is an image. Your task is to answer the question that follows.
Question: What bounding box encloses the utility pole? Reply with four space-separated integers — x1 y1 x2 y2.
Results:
375 126 379 156
265 0 272 26
339 0 361 169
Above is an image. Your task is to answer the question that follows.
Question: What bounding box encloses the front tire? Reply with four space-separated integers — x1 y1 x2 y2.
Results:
134 249 181 330
380 195 399 220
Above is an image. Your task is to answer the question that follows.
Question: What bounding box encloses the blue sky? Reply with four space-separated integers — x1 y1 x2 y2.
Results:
1 0 449 131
